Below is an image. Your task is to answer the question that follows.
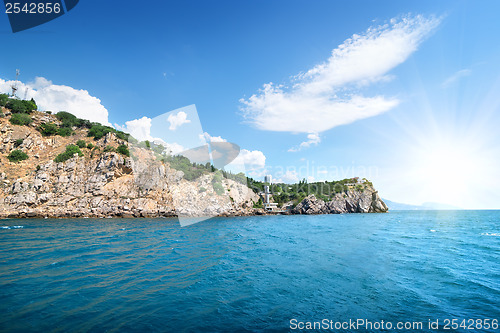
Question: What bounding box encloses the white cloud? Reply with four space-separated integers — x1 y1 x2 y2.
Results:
275 170 299 183
288 132 321 152
116 120 267 171
167 111 191 130
116 121 265 169
199 132 227 143
116 116 152 141
149 138 186 155
232 149 266 170
164 142 186 155
116 116 185 154
441 69 472 88
247 168 269 179
241 14 441 134
274 171 315 183
0 77 110 125
196 132 266 171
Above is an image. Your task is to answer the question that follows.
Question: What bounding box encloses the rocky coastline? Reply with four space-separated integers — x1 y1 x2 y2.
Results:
0 108 388 219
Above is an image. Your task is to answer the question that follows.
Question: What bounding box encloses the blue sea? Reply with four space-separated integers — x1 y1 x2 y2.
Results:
0 211 499 332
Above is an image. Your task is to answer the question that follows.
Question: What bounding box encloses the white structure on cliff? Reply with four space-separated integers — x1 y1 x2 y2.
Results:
264 175 278 212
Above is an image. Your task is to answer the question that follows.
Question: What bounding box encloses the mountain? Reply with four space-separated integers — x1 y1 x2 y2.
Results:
420 202 462 210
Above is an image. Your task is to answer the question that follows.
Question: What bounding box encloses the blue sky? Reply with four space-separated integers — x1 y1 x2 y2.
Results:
1 0 500 208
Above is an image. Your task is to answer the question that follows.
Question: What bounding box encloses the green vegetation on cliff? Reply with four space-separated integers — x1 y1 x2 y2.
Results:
7 150 29 163
163 154 248 185
117 144 130 157
253 197 263 208
0 94 8 106
0 94 37 113
5 98 37 114
246 177 373 207
163 155 211 181
87 123 129 141
38 122 74 137
56 111 91 129
56 127 73 137
54 144 84 163
9 113 33 126
76 140 87 148
14 139 23 148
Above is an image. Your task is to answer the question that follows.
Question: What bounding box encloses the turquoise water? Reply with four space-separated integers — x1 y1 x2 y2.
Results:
0 211 499 332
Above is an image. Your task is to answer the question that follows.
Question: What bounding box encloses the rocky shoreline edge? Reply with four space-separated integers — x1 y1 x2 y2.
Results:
1 193 388 219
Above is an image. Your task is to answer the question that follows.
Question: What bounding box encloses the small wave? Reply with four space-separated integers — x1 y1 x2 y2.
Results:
481 232 500 237
1 226 24 229
430 229 436 232
1 226 10 229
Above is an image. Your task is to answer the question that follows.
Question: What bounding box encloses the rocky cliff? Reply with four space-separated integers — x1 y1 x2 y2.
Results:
0 109 258 218
0 107 387 219
292 189 388 215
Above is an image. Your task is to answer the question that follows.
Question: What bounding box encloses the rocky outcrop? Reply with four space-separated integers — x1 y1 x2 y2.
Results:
292 190 388 215
0 111 258 218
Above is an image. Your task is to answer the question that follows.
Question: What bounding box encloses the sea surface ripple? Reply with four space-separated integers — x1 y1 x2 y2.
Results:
0 211 499 332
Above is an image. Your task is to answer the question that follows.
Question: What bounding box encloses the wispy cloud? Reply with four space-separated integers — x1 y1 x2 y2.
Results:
0 77 110 125
441 69 472 88
288 132 321 152
241 14 441 137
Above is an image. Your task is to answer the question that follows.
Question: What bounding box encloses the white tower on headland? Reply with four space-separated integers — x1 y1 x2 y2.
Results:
264 175 271 205
263 175 278 211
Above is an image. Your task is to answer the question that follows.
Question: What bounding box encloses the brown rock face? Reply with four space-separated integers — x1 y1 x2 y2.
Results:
0 111 258 218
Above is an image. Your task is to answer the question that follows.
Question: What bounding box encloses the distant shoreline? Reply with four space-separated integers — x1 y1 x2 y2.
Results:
1 209 390 220
3 209 499 222
6 208 500 220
